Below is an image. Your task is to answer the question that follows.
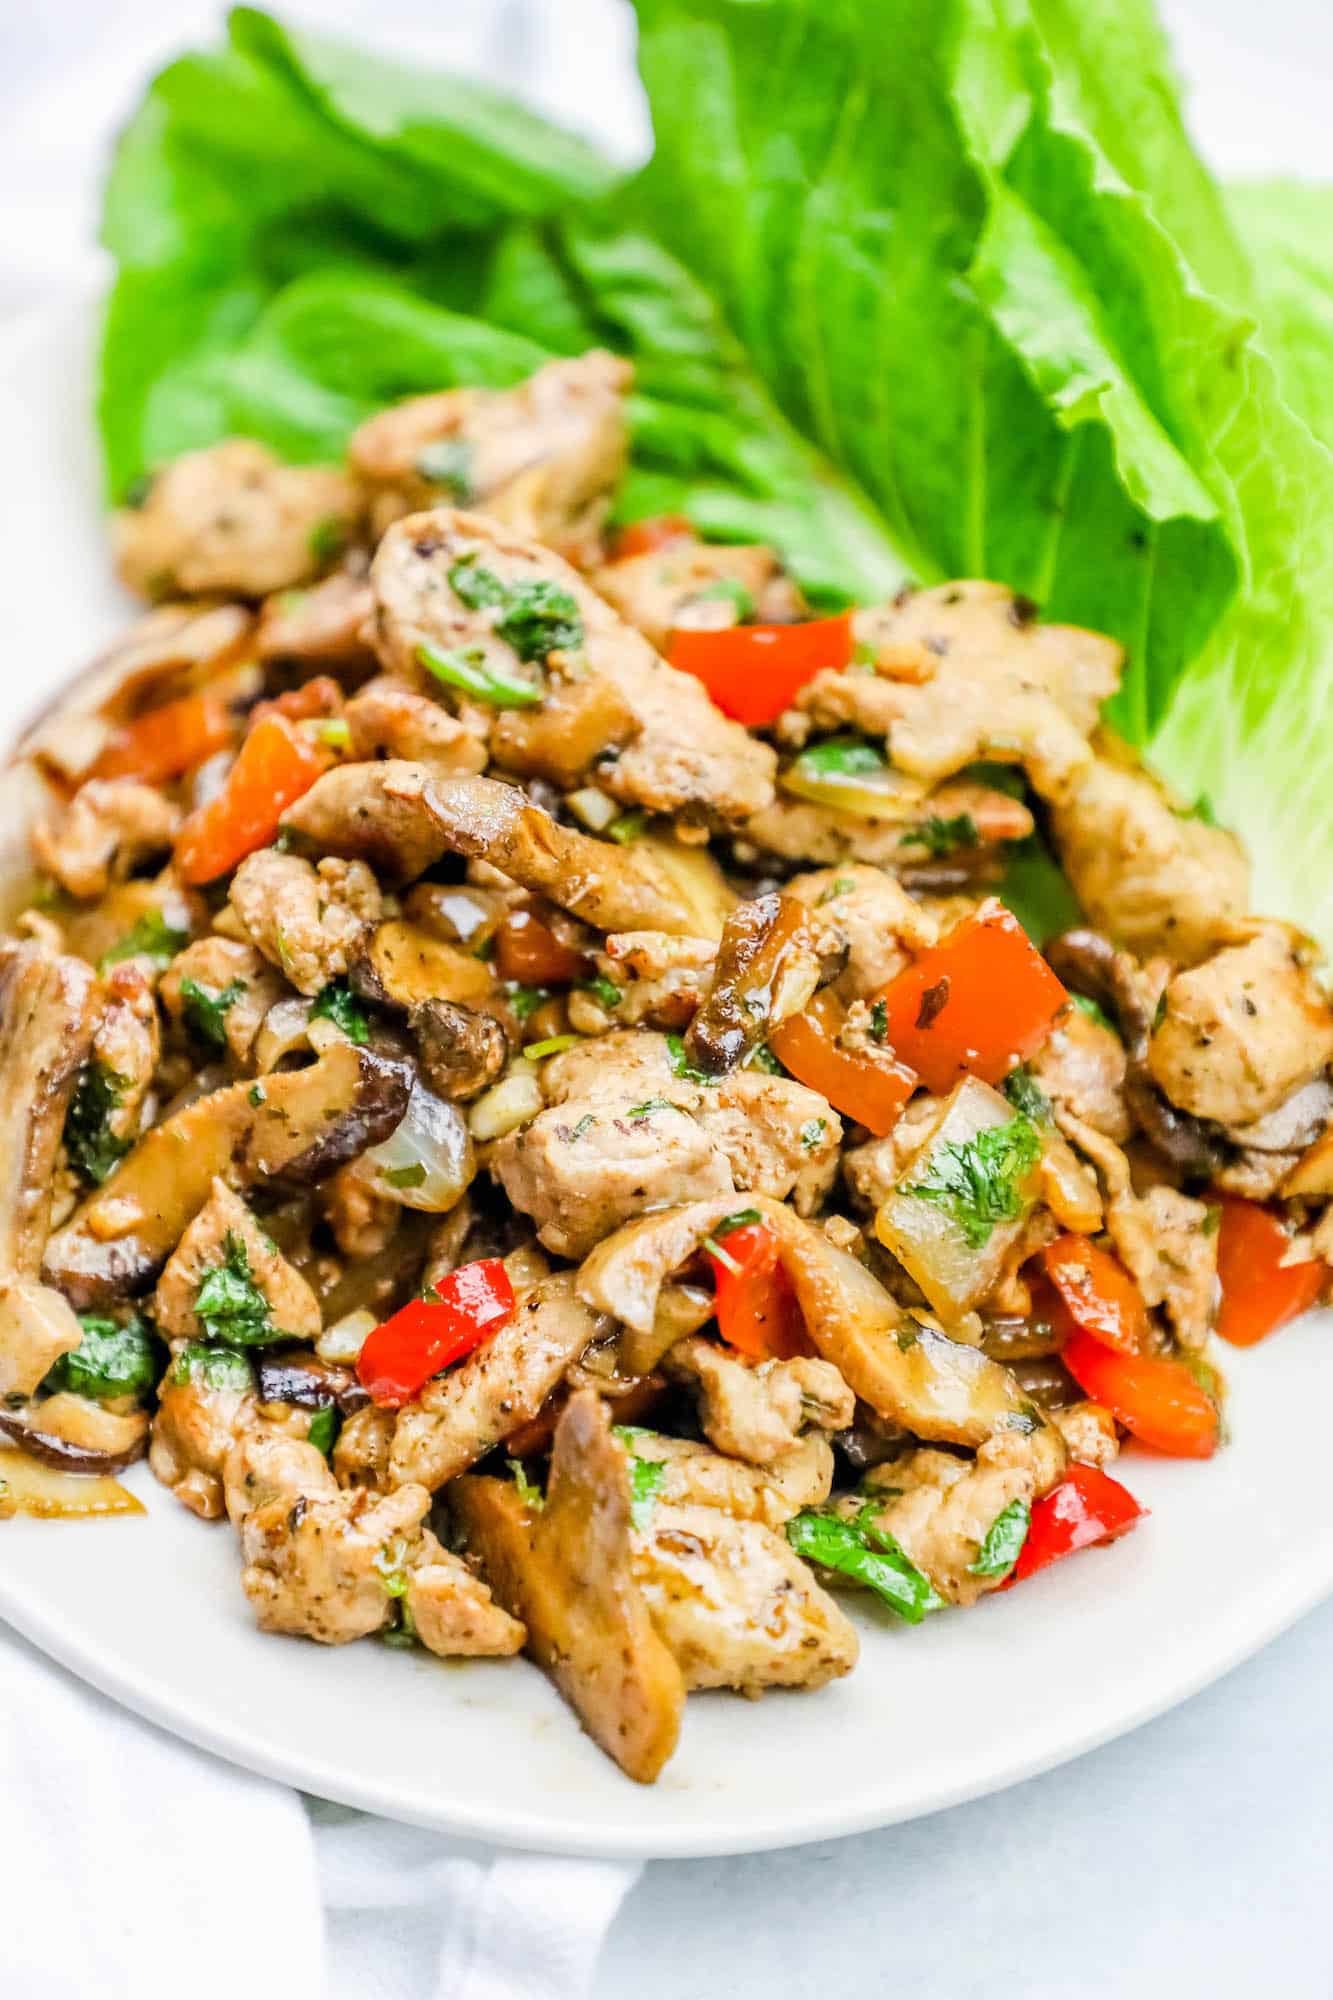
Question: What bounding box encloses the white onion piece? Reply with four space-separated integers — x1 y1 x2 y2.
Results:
354 1079 474 1212
254 997 315 1073
315 1308 376 1365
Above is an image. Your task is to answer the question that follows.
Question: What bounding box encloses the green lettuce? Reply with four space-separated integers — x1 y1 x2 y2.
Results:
97 2 1333 949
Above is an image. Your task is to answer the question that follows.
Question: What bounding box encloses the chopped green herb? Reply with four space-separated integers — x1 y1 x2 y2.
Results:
121 471 154 509
869 998 889 1042
799 1117 828 1151
851 639 879 669
715 1207 763 1236
628 1455 667 1531
385 1163 427 1189
381 1602 419 1649
64 1063 131 1187
819 876 856 904
505 982 552 1022
691 577 754 619
307 1406 338 1457
172 1342 253 1391
310 979 371 1045
415 438 473 498
308 515 347 564
969 1497 1031 1577
665 1032 714 1083
248 1083 266 1107
746 1041 785 1075
578 973 622 1012
1002 1065 1051 1123
311 715 351 749
569 1113 596 1140
1152 990 1169 1033
625 1096 674 1120
793 735 885 779
898 812 980 858
1202 1205 1222 1237
179 975 245 1051
496 579 583 662
43 1312 158 1401
523 1033 583 1060
418 639 543 709
786 1507 942 1623
701 1234 742 1275
194 1232 274 1346
896 1323 921 1351
507 1459 546 1511
99 909 189 971
1070 991 1118 1035
607 811 646 844
374 1536 413 1598
447 554 508 609
901 1113 1041 1249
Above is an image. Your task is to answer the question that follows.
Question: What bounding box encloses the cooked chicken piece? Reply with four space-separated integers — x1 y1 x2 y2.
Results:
282 762 706 936
0 943 97 1273
841 1095 951 1213
160 937 286 1065
390 1271 604 1491
154 1177 322 1344
87 963 160 1156
741 781 1034 872
1147 929 1333 1127
489 675 640 791
663 1334 854 1463
321 1164 400 1261
254 571 375 666
149 1353 257 1519
1053 1400 1120 1468
634 1501 858 1693
785 864 938 999
593 537 804 651
404 1532 526 1658
576 1197 755 1371
1104 1184 1218 1351
410 999 508 1101
332 1404 396 1493
540 1027 688 1107
1050 749 1251 964
1030 1003 1132 1142
343 675 488 775
589 932 716 1030
348 352 631 557
853 1427 1062 1607
113 439 360 600
452 1390 687 1783
229 848 382 997
32 779 179 901
693 1069 842 1213
369 510 775 824
0 1278 85 1400
490 1096 734 1260
851 583 1122 736
616 1429 830 1528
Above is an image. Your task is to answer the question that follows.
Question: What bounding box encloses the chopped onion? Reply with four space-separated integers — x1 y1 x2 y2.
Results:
353 1079 474 1212
254 997 315 1073
468 1067 543 1142
0 1445 144 1519
315 1308 377 1366
566 787 620 832
780 736 926 819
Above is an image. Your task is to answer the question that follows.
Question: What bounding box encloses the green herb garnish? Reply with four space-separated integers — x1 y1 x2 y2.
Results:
869 998 889 1042
447 554 508 609
446 558 583 662
416 438 473 498
628 1455 668 1531
625 1096 674 1120
505 982 552 1021
1002 1065 1051 1123
307 1406 338 1457
607 811 646 844
179 975 245 1051
308 514 348 564
787 1507 943 1623
799 1117 828 1151
1070 991 1118 1034
969 1497 1031 1577
691 577 754 619
171 1343 254 1391
418 640 543 709
523 1033 583 1060
507 1459 546 1511
43 1312 158 1401
898 812 979 858
385 1163 427 1189
64 1063 131 1186
193 1232 274 1347
579 973 622 1012
900 1113 1041 1249
665 1032 713 1083
310 979 371 1045
99 909 189 971
792 735 886 779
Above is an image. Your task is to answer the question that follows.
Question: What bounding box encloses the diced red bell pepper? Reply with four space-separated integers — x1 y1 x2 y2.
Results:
94 691 234 785
494 906 587 987
356 1258 516 1408
874 899 1068 1094
1041 1234 1149 1355
768 989 916 1138
669 614 854 726
705 1221 810 1361
175 712 330 884
1009 1462 1146 1584
1061 1329 1219 1459
1215 1196 1325 1348
609 514 695 560
251 675 344 727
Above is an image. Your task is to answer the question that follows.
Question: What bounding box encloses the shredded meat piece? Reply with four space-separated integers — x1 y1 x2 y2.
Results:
348 352 631 557
0 1278 84 1401
694 1070 842 1213
160 938 286 1065
1053 1401 1120 1468
344 675 488 775
617 1429 831 1527
1105 1183 1219 1351
254 571 375 666
149 1363 258 1520
785 864 937 998
592 932 717 1030
155 1177 322 1343
740 780 1032 871
663 1334 853 1462
852 1430 1061 1606
841 1094 951 1213
321 1164 400 1261
593 537 804 651
33 779 179 900
369 510 775 824
332 1405 396 1493
1148 928 1333 1126
1031 1004 1132 1142
230 848 382 997
404 1534 526 1657
89 963 160 1155
113 440 359 600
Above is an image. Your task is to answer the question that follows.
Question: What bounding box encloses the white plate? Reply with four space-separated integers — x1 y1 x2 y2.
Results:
0 295 1329 1860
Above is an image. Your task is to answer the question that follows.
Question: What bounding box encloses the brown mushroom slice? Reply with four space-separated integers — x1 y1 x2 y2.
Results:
577 1198 751 1374
0 1445 145 1519
0 1277 85 1399
452 1389 685 1785
0 1396 149 1474
43 1042 413 1307
281 762 703 936
410 1001 508 1101
490 675 638 789
353 919 496 1010
684 892 836 1074
0 943 98 1271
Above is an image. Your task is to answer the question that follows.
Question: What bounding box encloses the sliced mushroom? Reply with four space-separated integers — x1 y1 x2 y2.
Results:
0 1277 86 1398
352 919 496 1010
255 1352 369 1413
0 943 98 1271
410 1000 508 1101
0 1445 145 1518
452 1389 685 1784
0 1395 149 1475
576 1198 746 1374
44 1042 413 1306
281 762 705 935
683 892 837 1074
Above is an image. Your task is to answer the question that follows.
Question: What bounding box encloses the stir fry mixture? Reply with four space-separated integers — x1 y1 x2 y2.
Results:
4 351 1332 1782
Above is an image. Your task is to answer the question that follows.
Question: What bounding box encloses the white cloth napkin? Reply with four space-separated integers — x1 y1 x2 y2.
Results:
0 1622 640 1999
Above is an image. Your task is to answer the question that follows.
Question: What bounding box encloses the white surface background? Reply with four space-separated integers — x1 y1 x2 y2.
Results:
2 1 1331 1993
